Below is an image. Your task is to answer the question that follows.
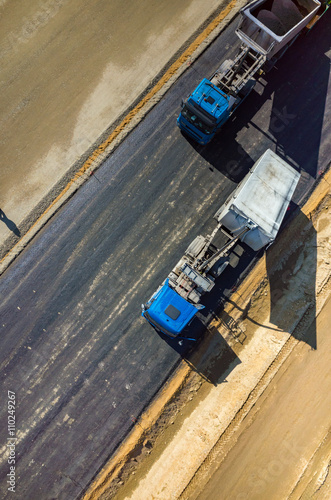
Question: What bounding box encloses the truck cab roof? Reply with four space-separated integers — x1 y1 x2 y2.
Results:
190 78 229 121
143 279 199 337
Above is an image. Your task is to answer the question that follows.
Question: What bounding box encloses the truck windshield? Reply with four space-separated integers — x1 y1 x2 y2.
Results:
181 104 214 135
143 310 177 338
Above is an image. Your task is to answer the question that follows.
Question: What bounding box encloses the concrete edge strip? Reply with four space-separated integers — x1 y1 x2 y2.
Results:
81 166 331 499
0 0 245 275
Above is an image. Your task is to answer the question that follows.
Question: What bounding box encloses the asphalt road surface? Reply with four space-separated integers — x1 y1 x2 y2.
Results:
0 11 330 500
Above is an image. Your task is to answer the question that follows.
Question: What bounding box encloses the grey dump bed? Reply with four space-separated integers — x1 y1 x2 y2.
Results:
236 0 320 58
215 149 300 250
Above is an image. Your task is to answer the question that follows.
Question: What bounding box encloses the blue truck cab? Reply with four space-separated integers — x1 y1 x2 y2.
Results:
141 279 202 338
177 78 231 145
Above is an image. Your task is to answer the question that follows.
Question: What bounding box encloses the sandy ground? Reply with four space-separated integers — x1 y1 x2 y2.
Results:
0 0 228 248
195 294 331 500
92 172 331 500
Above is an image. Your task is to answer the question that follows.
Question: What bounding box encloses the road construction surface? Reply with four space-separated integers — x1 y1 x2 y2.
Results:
0 5 330 500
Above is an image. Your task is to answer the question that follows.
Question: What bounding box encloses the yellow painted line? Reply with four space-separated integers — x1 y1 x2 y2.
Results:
1 0 237 267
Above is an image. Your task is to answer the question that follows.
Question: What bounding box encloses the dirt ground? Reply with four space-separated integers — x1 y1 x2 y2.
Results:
0 0 229 249
85 172 331 500
194 294 331 500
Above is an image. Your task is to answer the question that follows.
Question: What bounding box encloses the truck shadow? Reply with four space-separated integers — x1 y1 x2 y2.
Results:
266 210 317 349
154 319 241 386
188 11 330 185
268 18 330 182
186 132 254 183
184 331 241 387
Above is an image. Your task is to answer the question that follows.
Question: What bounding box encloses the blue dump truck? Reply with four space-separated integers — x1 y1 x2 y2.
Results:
142 150 300 338
177 0 325 144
